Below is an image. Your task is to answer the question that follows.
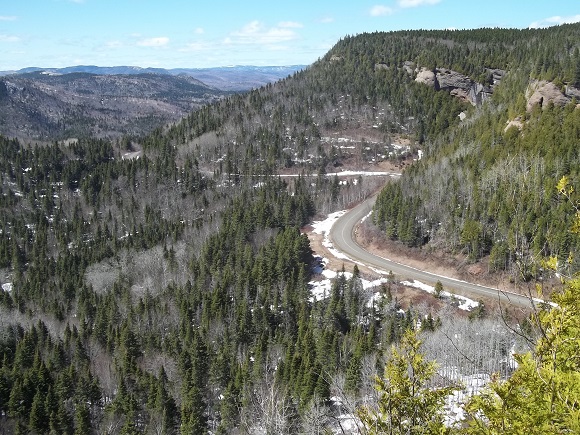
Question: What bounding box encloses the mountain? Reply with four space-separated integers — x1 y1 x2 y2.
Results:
0 24 578 434
0 71 227 141
0 65 305 141
0 64 306 91
168 65 306 90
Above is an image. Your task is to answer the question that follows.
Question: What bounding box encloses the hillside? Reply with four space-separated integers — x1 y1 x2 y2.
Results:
0 65 306 91
0 66 304 142
0 24 578 433
0 71 227 141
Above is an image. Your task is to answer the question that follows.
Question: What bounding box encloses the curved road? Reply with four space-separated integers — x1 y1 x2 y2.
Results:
329 195 537 309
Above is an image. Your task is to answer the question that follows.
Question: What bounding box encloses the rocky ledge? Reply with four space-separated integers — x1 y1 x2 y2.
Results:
526 80 580 111
413 65 505 106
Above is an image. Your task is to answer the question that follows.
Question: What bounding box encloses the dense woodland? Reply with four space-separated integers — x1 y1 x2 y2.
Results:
0 24 579 433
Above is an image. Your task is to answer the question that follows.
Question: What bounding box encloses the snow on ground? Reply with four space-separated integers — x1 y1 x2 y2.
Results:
308 211 479 311
401 280 479 311
1 283 12 292
360 210 373 223
333 414 364 434
310 210 352 262
279 170 399 178
310 259 391 303
325 170 399 177
442 372 491 427
309 211 392 302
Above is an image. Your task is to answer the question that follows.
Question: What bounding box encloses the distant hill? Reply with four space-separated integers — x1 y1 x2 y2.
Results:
0 65 305 141
0 71 227 141
0 65 306 91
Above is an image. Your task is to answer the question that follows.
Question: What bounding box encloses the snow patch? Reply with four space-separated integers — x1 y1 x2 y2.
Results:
401 280 480 311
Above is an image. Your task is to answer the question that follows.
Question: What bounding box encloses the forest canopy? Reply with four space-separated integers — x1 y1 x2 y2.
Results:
0 23 579 433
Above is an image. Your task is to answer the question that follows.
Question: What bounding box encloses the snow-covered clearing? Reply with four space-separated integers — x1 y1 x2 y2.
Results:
443 372 490 426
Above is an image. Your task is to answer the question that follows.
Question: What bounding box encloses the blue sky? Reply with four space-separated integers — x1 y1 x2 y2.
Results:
1 0 579 70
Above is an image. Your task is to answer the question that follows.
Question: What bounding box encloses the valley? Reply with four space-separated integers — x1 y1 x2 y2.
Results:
0 24 579 434
0 66 303 142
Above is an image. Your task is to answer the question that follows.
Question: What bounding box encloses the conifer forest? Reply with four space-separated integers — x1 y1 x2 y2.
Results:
0 24 580 434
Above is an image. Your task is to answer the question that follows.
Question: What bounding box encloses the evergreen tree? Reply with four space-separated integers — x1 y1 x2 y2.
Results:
357 329 456 434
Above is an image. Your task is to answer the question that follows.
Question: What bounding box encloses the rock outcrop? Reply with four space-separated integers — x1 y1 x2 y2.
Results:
402 61 415 75
504 116 524 132
526 80 570 111
412 65 503 106
415 68 436 87
436 68 473 92
565 84 580 100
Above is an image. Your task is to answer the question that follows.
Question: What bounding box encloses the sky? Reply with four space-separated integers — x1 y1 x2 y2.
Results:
1 0 579 70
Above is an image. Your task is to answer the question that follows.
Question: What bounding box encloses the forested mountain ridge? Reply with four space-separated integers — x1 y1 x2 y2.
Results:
0 66 306 142
361 25 580 280
0 24 578 433
0 65 306 91
0 71 228 141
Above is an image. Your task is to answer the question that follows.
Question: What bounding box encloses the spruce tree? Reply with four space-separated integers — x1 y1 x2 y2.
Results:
357 329 456 434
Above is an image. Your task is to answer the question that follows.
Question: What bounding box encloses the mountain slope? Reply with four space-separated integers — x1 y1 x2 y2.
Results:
147 23 580 280
0 65 306 91
0 24 578 434
0 71 226 141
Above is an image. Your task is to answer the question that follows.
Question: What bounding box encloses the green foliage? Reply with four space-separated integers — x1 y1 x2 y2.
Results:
434 281 443 298
374 86 580 278
465 279 580 434
466 181 580 433
1 23 579 433
357 329 457 434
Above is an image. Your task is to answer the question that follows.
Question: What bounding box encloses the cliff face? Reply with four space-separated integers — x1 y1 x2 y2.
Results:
413 66 504 106
413 64 580 111
526 80 580 111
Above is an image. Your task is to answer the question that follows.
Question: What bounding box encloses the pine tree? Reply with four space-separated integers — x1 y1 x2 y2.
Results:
180 385 207 434
73 402 91 435
465 278 580 434
29 389 48 433
357 329 456 434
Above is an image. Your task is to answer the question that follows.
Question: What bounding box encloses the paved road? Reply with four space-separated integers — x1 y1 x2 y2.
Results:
329 195 537 309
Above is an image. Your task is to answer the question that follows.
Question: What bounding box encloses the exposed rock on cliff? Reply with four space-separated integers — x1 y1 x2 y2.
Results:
526 80 570 111
504 116 524 132
413 66 499 106
436 68 472 91
415 68 436 87
565 84 580 100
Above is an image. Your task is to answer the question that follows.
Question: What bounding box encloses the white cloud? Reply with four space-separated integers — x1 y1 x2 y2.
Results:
179 41 211 52
194 27 204 34
137 37 169 47
0 34 20 43
226 21 299 45
0 16 17 21
105 40 123 48
278 21 303 28
319 17 334 24
370 5 394 17
398 0 440 7
529 14 580 28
